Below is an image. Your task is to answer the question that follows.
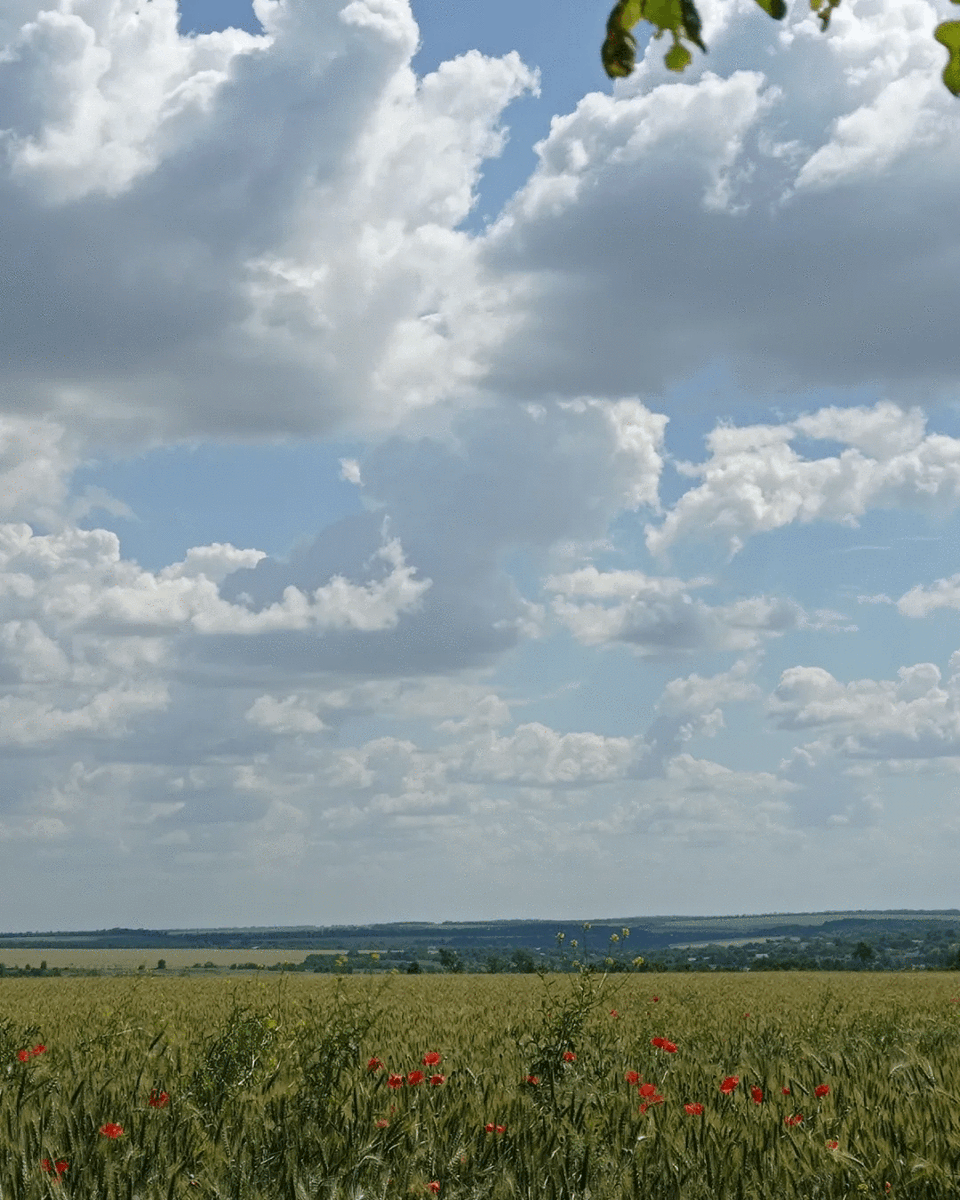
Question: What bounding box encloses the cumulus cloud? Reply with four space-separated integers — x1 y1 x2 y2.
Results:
0 515 427 764
481 0 960 403
546 565 807 654
220 397 665 673
647 402 960 555
1 0 537 443
770 657 960 759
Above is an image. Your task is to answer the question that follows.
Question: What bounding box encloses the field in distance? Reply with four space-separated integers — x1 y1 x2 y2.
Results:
0 948 342 971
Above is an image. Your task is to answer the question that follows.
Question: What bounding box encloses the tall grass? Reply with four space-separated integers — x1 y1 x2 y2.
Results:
1 971 958 1198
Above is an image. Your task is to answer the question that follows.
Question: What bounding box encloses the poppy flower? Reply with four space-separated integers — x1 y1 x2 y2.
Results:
99 1124 124 1139
781 1087 791 1095
32 1045 46 1056
41 1159 68 1176
485 1123 495 1133
524 1075 539 1085
750 1086 763 1104
639 1093 663 1113
624 1070 640 1085
826 1140 839 1150
422 1052 441 1066
651 996 659 1002
408 1070 425 1085
16 1049 30 1063
784 1114 803 1127
638 1082 657 1097
367 1057 385 1072
650 1037 665 1048
429 1074 445 1086
427 1184 440 1194
609 1009 619 1018
562 1051 576 1062
815 1084 830 1098
495 1125 505 1133
376 1118 389 1128
719 1076 739 1094
684 1102 704 1115
148 1089 169 1108
387 1073 404 1089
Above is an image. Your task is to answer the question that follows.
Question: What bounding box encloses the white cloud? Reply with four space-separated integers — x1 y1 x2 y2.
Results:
0 416 77 525
898 574 960 617
770 658 960 758
1 0 537 443
647 402 960 555
480 0 960 404
547 566 806 654
245 694 326 734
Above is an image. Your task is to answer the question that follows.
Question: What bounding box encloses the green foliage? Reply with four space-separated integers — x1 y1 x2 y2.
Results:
603 0 959 94
935 16 960 96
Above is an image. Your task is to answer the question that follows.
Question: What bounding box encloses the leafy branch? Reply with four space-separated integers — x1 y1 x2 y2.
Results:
602 0 960 96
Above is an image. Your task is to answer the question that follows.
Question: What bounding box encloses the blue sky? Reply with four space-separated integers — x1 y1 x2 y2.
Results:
1 0 959 928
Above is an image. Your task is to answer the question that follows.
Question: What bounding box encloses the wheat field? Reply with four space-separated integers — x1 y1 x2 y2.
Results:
1 970 958 1198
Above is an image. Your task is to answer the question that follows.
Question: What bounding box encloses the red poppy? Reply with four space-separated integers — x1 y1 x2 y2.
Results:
495 1125 505 1133
638 1082 657 1097
99 1124 124 1139
148 1089 169 1108
650 1037 664 1048
427 1184 440 1194
524 1075 539 1085
484 1123 495 1133
41 1160 68 1176
784 1113 803 1127
32 1044 46 1056
367 1057 385 1072
562 1051 576 1062
624 1070 640 1085
408 1070 425 1085
661 1040 677 1054
750 1086 763 1104
815 1084 830 1098
387 1073 404 1089
376 1118 389 1128
651 996 659 1002
16 1049 30 1063
422 1052 441 1066
684 1102 704 1115
609 1009 619 1018
429 1074 445 1086
639 1093 663 1113
826 1140 839 1150
719 1076 739 1094
781 1087 791 1095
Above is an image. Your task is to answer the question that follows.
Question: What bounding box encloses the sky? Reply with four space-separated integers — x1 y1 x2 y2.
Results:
1 0 959 930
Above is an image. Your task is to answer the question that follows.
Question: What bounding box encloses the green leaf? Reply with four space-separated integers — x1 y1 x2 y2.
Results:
934 19 960 95
665 41 693 71
754 0 788 19
602 3 639 77
680 0 708 52
620 0 645 28
642 0 685 36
